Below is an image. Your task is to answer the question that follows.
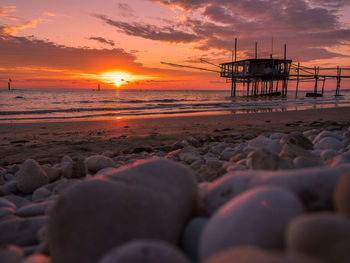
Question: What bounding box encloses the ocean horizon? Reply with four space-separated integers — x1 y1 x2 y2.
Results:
1 87 350 122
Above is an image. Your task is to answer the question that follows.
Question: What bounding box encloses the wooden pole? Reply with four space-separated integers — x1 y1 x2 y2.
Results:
322 77 325 95
296 62 300 96
255 42 258 59
314 66 319 94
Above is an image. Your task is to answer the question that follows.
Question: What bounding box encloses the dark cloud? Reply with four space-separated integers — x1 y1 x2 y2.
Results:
89 36 115 47
116 3 135 17
95 14 198 43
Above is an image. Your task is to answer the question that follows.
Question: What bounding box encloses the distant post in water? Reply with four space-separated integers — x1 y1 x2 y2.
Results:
295 62 300 96
8 78 12 90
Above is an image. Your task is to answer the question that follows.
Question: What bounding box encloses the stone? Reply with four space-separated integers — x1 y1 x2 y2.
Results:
51 178 79 195
57 156 73 178
3 195 30 208
98 240 191 263
0 197 16 209
220 148 237 161
211 142 229 155
190 159 205 170
320 149 338 163
15 160 49 194
32 187 51 202
205 158 223 170
0 244 23 263
0 216 47 246
181 217 208 261
2 181 19 194
279 143 313 159
303 129 320 137
314 137 343 151
199 186 304 260
281 133 313 150
286 213 350 263
248 136 282 154
84 155 116 173
41 165 61 182
0 207 15 220
203 165 350 214
293 156 322 169
333 172 350 216
48 159 197 263
102 151 114 157
203 246 317 263
247 149 293 170
178 147 202 164
330 152 350 167
270 132 286 140
16 201 54 217
229 153 245 162
226 164 247 172
22 254 51 263
313 130 342 144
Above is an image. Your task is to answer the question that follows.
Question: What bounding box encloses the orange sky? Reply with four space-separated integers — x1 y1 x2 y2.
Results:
1 0 350 90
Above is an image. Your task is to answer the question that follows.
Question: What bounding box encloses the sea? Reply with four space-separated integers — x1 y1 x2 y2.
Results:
1 88 350 123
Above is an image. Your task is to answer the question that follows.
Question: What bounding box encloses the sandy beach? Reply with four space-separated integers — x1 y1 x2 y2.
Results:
1 107 350 165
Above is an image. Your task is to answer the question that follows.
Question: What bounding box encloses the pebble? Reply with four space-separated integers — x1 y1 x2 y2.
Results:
98 239 191 263
281 133 313 150
247 149 293 170
41 165 61 182
16 201 54 217
248 135 282 154
313 130 342 144
84 155 116 173
333 171 350 216
0 244 23 263
3 195 30 208
0 197 16 209
286 213 350 263
0 207 15 220
32 187 51 202
320 149 338 163
220 147 237 161
2 181 19 194
15 160 49 194
21 254 51 263
293 156 322 169
314 137 343 151
203 246 316 263
199 186 304 260
181 217 208 261
0 216 47 246
48 159 197 263
203 165 350 214
178 147 201 164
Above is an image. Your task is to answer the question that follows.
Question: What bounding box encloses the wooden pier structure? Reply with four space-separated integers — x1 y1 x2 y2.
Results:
161 39 350 97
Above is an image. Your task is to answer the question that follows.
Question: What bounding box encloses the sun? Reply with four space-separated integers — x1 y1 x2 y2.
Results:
100 71 130 88
114 76 124 87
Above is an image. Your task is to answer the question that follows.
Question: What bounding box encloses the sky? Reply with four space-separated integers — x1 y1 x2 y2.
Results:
1 0 350 90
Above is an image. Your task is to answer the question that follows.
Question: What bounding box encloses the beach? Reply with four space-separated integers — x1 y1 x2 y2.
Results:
1 106 350 263
1 107 350 165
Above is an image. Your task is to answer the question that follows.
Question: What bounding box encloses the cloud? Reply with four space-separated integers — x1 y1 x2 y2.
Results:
142 0 350 61
0 6 19 21
116 3 135 17
95 14 198 43
0 19 44 35
89 36 115 47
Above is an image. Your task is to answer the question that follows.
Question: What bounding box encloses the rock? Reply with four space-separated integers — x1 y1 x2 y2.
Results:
247 149 293 170
281 133 313 150
314 137 343 151
15 160 49 194
279 143 313 159
21 254 51 263
0 244 23 263
190 159 205 170
270 132 286 140
41 165 61 182
320 149 338 163
98 240 191 263
206 158 223 170
178 147 201 164
313 130 342 144
226 164 247 172
286 213 350 263
0 197 16 209
84 155 116 173
334 172 350 216
0 216 47 246
303 129 320 137
70 156 87 178
102 151 114 157
181 217 208 261
211 142 229 155
330 152 350 167
16 201 54 217
293 156 322 169
48 159 197 263
203 246 317 263
32 187 51 202
2 181 19 194
3 195 30 208
187 135 200 147
248 136 281 154
220 148 237 161
229 153 245 162
199 186 304 260
51 178 79 195
0 207 15 220
203 165 350 214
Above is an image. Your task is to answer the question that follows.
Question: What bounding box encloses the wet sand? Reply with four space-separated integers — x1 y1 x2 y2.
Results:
1 107 350 165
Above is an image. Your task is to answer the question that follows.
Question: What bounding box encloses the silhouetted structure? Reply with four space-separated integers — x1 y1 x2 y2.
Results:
161 39 350 97
8 78 12 90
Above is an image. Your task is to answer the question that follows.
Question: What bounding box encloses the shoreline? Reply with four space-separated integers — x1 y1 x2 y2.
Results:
2 106 350 165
